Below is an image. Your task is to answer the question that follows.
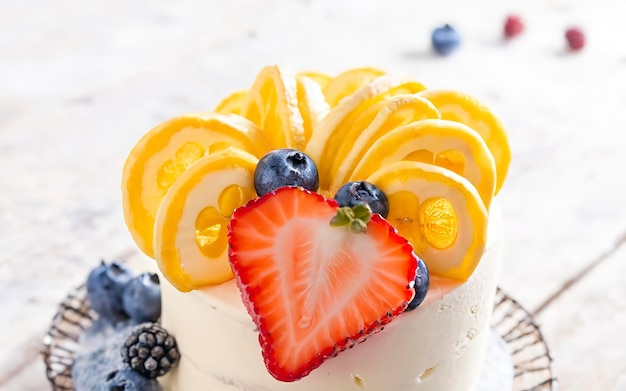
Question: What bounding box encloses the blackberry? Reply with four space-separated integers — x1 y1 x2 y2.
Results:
121 323 180 379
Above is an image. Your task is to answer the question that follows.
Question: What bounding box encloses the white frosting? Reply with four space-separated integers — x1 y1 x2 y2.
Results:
159 205 503 391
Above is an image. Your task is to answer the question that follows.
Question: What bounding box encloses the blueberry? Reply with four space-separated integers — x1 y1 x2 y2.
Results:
333 181 389 218
104 369 161 391
254 149 319 196
122 273 162 323
87 261 134 320
406 258 430 311
431 24 461 56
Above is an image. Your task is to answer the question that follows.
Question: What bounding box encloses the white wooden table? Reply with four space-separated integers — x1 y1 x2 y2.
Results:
1 0 625 389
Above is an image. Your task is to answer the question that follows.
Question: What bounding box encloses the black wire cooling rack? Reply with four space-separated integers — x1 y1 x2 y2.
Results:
42 285 557 391
491 288 558 391
42 284 95 391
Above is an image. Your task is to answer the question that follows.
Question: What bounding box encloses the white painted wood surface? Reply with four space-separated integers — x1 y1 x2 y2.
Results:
1 0 625 389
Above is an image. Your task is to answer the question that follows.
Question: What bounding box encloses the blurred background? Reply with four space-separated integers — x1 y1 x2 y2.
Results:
1 0 625 389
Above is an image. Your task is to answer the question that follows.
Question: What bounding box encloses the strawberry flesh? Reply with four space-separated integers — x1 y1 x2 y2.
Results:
228 187 418 382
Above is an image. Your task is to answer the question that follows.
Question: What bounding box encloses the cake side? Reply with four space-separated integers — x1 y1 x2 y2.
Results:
159 205 503 391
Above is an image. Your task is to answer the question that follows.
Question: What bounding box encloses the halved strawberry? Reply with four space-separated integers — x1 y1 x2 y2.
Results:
228 187 418 382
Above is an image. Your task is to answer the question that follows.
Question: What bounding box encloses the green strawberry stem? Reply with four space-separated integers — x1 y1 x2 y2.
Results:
330 204 372 234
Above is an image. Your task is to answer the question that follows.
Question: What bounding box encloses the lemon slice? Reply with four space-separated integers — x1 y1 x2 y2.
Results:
323 67 386 107
121 113 269 258
306 74 427 191
350 119 496 209
242 65 306 150
296 75 330 145
298 71 332 90
367 161 488 281
419 90 511 194
327 95 441 193
214 89 248 115
153 147 258 291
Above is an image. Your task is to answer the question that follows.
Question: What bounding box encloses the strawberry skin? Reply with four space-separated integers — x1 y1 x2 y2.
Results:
228 187 418 382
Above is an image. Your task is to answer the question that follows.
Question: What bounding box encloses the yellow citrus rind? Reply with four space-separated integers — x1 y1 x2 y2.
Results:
242 65 306 150
297 71 333 90
121 112 269 257
296 75 330 146
419 89 511 194
351 119 496 209
367 161 488 281
306 74 427 191
153 147 258 291
214 89 248 115
328 95 441 193
323 67 386 107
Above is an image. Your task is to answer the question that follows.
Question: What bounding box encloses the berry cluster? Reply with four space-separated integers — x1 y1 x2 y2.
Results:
431 15 586 56
86 261 161 323
72 261 179 390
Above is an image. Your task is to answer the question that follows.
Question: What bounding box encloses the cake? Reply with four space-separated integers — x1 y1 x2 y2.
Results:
157 207 503 391
115 65 510 391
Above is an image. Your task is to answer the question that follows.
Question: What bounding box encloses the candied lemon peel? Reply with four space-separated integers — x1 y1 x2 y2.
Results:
121 112 270 258
153 147 258 291
367 161 488 281
122 65 511 289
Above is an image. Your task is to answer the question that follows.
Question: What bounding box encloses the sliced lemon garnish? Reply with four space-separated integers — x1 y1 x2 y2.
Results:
419 89 511 194
323 67 386 107
121 113 269 258
214 89 248 115
298 71 332 90
350 119 496 209
241 65 306 150
367 161 488 281
306 75 427 191
296 75 330 145
153 147 258 291
327 95 441 193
